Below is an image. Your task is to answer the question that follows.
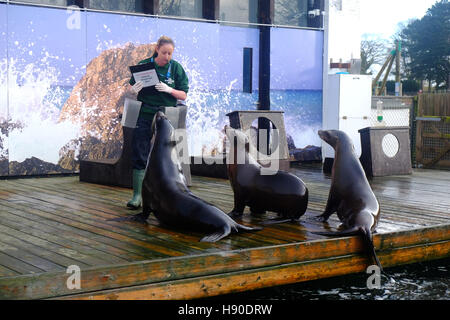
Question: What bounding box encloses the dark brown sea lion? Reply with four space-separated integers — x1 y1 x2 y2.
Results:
225 126 308 223
125 111 261 242
313 129 382 269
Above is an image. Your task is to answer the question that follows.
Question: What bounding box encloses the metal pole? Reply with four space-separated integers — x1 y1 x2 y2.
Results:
257 0 273 154
395 40 402 96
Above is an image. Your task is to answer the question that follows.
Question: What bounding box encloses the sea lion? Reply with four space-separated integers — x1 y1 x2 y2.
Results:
127 111 261 242
225 126 308 223
313 129 382 269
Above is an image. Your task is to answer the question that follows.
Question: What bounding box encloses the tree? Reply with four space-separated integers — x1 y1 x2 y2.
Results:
159 0 181 16
274 0 308 27
360 37 391 75
398 0 450 90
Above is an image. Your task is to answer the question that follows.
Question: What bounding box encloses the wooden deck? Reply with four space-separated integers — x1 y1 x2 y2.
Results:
0 164 449 300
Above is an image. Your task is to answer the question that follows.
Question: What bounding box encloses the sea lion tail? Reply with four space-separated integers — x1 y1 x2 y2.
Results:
361 227 383 272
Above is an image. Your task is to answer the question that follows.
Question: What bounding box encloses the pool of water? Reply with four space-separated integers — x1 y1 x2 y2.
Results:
215 258 450 300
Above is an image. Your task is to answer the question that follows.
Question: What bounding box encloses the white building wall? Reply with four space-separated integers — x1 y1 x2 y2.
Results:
327 0 361 66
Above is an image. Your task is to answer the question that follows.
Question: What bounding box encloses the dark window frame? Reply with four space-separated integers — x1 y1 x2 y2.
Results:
4 0 323 29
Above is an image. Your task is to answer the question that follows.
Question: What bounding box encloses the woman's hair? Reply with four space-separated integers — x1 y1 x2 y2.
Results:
156 35 175 49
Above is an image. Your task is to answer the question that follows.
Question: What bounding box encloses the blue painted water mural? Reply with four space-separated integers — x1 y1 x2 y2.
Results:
1 3 324 164
271 90 323 148
50 86 323 155
184 89 322 155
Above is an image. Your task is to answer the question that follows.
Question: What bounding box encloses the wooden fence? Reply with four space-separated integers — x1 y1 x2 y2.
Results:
415 93 450 168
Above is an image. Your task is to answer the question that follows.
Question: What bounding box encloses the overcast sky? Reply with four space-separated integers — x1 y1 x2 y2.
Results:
359 0 440 38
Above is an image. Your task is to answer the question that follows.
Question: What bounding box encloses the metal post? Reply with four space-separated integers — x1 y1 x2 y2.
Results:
142 0 159 14
395 40 402 96
67 0 87 7
257 0 274 154
202 0 219 20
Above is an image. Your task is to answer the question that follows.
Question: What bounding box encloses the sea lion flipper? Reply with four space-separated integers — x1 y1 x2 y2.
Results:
314 187 340 222
200 223 262 242
200 227 231 242
236 223 263 232
312 213 332 222
311 226 360 237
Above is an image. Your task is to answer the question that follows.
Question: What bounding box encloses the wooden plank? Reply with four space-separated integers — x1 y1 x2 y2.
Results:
0 168 449 300
0 187 263 255
5 170 450 229
11 177 128 207
0 212 129 265
2 180 266 251
0 224 92 269
0 202 153 261
3 171 449 253
0 252 45 275
0 240 65 272
0 182 215 253
1 224 448 300
58 240 450 300
416 120 424 164
0 265 20 278
435 160 450 167
0 196 174 259
0 208 145 262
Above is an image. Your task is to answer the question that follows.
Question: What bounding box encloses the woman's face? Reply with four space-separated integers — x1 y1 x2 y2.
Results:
155 44 174 66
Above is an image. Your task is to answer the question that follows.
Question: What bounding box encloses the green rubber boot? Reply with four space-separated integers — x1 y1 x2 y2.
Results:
127 169 145 209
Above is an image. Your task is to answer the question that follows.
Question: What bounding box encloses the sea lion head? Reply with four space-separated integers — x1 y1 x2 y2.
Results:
318 129 339 148
224 125 252 156
154 110 168 123
224 125 262 167
153 111 175 143
318 129 354 152
224 126 249 147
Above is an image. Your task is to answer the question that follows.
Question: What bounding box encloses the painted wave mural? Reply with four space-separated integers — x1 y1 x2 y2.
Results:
0 3 323 176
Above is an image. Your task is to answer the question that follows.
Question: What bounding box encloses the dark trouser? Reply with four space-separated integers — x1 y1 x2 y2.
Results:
131 116 155 170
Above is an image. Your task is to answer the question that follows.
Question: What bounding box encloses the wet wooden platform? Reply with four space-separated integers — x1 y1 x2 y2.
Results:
0 164 449 300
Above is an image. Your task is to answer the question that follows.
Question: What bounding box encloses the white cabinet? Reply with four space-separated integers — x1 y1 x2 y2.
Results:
322 74 372 160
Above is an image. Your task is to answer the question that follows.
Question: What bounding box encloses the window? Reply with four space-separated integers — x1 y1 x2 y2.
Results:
16 0 69 6
159 0 203 19
220 0 258 24
88 0 144 13
274 0 309 27
243 48 253 93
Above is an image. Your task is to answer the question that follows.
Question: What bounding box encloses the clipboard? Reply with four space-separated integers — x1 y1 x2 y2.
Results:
129 62 160 88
